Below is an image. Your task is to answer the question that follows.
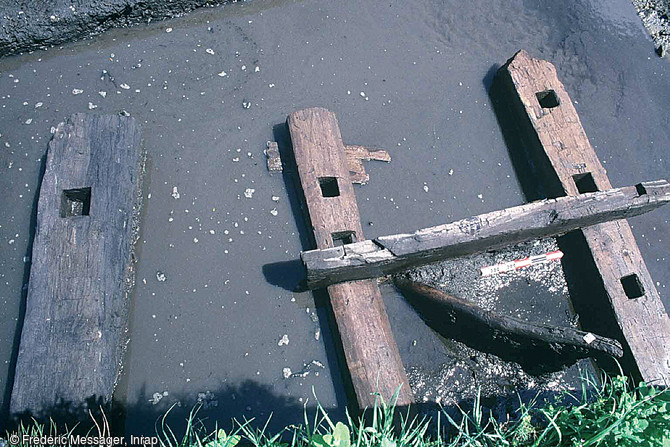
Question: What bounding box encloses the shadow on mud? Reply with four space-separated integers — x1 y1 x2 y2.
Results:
5 379 582 440
261 122 313 293
0 150 48 433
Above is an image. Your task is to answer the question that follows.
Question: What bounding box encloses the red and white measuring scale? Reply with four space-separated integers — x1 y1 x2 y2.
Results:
480 250 564 277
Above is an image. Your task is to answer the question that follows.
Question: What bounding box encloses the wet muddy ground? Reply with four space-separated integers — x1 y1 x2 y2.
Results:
1 0 669 435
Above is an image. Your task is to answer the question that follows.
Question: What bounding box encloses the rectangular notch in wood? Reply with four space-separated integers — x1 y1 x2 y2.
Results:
332 230 356 246
318 177 340 197
288 107 413 408
573 172 599 194
536 89 560 108
60 187 91 217
621 274 645 299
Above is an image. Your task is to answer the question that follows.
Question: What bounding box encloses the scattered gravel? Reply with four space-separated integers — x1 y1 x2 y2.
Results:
402 238 583 406
148 390 168 405
632 0 670 57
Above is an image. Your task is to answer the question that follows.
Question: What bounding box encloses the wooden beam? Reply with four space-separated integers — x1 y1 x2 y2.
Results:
301 180 670 289
494 50 670 384
10 114 143 416
394 278 624 362
287 108 413 408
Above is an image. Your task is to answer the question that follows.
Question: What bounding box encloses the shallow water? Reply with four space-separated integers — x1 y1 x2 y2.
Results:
0 0 668 434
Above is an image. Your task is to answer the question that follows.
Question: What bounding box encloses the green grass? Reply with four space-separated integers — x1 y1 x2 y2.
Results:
4 372 670 447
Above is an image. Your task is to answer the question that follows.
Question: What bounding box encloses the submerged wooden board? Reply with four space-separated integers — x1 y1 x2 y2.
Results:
495 50 670 383
266 140 283 172
344 145 391 185
10 113 143 416
287 108 413 408
301 181 670 289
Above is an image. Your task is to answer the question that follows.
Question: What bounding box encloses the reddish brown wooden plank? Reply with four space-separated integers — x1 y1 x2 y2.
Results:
287 108 413 408
496 50 670 384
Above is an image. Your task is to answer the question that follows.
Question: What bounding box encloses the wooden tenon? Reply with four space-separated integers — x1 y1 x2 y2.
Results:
10 114 143 416
301 180 670 289
494 50 670 384
287 108 413 408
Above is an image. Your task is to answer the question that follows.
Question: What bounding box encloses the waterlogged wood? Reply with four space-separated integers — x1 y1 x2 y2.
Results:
344 145 391 185
288 107 413 408
10 114 143 416
394 278 624 360
265 141 283 172
264 140 389 184
301 181 670 289
496 50 670 383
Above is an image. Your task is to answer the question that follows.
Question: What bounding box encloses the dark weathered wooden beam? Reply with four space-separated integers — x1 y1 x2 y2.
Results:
394 278 624 363
301 180 670 289
288 108 413 408
10 114 143 417
494 50 670 384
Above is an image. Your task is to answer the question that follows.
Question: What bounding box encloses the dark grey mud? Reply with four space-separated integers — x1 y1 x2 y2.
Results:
0 0 238 58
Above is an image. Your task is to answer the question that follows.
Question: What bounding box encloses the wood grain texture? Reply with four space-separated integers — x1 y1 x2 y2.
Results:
344 145 391 185
497 50 670 384
301 181 670 289
10 113 143 416
287 107 413 408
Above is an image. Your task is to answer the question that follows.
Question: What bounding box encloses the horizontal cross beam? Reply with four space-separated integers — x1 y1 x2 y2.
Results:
301 180 670 289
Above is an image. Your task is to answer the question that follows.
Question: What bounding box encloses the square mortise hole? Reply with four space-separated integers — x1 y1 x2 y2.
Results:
60 187 91 218
536 90 560 108
572 172 599 194
332 231 356 246
635 183 648 196
318 177 340 197
621 274 645 299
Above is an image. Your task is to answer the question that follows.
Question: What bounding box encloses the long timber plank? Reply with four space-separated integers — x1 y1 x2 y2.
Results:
287 108 413 408
301 181 670 289
494 50 670 384
10 113 143 416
